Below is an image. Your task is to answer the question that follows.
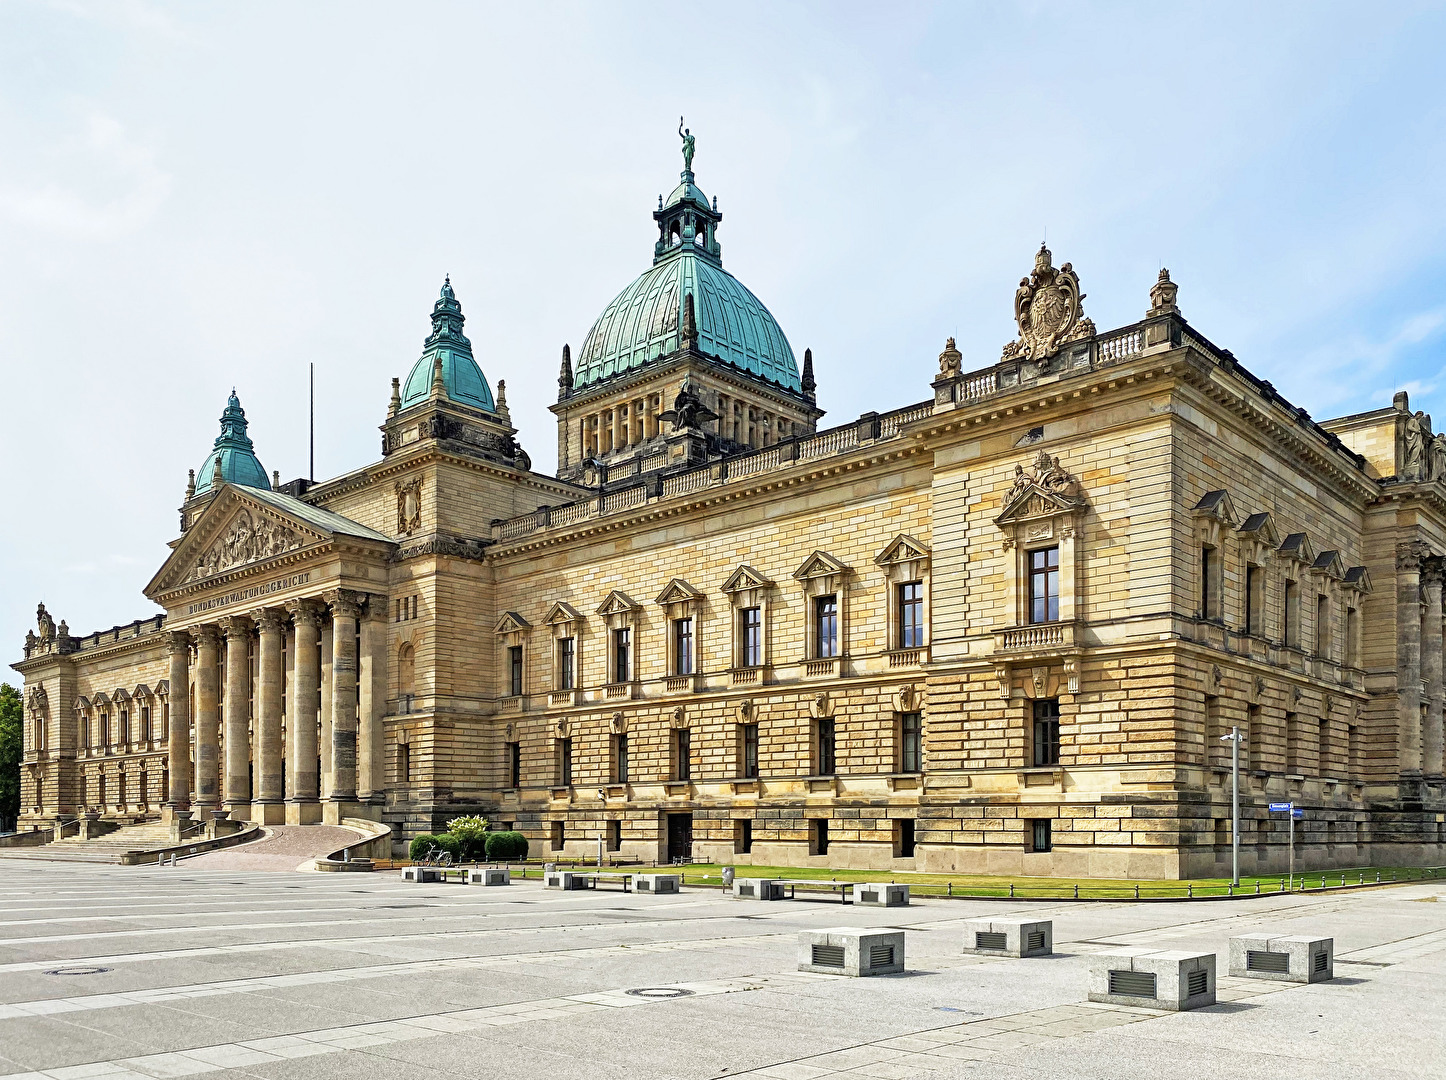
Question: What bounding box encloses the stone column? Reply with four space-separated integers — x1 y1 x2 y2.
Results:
1397 543 1425 775
358 597 388 804
319 618 334 798
221 616 253 817
324 591 362 820
250 608 286 823
286 599 323 823
165 631 192 813
1427 562 1446 777
192 625 222 815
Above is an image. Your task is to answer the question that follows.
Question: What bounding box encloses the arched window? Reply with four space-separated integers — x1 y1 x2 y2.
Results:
398 643 416 714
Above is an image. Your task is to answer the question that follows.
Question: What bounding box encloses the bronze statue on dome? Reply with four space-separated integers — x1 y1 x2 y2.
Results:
678 118 695 173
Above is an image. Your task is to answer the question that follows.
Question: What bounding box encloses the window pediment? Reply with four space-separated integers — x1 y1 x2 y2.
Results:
1311 550 1345 581
1191 489 1238 526
1278 532 1315 569
1237 512 1280 563
874 534 931 572
112 688 132 705
1344 565 1372 593
494 611 532 636
995 452 1086 529
74 695 91 711
721 565 774 595
793 550 849 581
595 590 641 617
132 684 153 701
543 601 583 628
655 579 704 606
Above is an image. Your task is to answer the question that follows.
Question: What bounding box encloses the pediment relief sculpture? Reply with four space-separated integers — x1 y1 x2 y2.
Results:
996 450 1086 528
184 508 305 583
721 565 773 595
1001 244 1096 361
875 534 931 570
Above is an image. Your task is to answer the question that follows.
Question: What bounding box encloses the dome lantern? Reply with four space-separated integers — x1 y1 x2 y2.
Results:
397 277 497 413
193 390 270 495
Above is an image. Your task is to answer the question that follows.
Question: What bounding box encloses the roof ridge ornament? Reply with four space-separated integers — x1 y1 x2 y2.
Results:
1002 243 1096 361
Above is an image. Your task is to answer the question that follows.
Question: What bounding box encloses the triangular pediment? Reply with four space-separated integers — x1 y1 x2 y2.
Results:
132 684 153 700
494 611 532 635
874 534 931 568
1344 565 1372 593
543 601 583 626
995 485 1085 526
1192 489 1238 526
655 578 703 605
1237 512 1280 548
147 487 327 597
793 550 850 581
1311 550 1345 579
721 565 774 594
595 590 641 616
1278 532 1316 566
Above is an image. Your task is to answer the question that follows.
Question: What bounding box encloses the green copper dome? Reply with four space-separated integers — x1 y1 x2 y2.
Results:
195 391 270 493
573 141 800 395
400 277 496 412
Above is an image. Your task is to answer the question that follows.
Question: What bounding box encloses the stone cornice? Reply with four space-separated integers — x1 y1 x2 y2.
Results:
304 445 583 506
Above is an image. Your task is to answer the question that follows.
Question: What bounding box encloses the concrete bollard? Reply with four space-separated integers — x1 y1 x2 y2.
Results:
1089 950 1216 1010
962 917 1053 957
1229 935 1333 982
851 883 909 907
798 928 905 976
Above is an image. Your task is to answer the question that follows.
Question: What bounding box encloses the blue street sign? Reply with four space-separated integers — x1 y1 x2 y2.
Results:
1269 802 1292 812
1292 809 1304 819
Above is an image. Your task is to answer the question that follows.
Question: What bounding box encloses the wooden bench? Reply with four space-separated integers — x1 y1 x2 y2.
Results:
582 871 635 892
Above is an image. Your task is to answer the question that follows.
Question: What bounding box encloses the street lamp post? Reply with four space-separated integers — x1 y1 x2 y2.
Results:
1220 726 1246 886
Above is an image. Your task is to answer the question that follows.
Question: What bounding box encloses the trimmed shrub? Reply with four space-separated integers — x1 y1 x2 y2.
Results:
446 815 491 862
484 830 529 862
409 833 440 861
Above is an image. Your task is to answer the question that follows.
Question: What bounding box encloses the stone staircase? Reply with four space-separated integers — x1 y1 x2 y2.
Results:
0 821 181 863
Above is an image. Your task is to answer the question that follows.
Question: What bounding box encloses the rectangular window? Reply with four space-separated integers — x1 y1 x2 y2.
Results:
1245 565 1262 634
101 713 109 746
742 723 759 778
894 818 916 859
81 716 90 748
613 627 632 683
1201 545 1215 617
1285 712 1300 772
550 821 564 851
399 743 411 784
1029 818 1052 852
816 718 836 776
1284 580 1300 647
811 818 830 856
120 709 129 744
1315 594 1330 656
508 645 524 696
141 706 151 741
1345 605 1360 667
507 741 521 788
1032 699 1061 767
813 595 838 658
734 818 753 854
1205 694 1223 766
559 737 573 786
613 733 629 783
900 711 922 773
898 581 924 649
558 637 576 690
607 820 621 852
674 728 692 781
1318 719 1330 777
674 617 694 676
1029 546 1060 624
742 606 763 667
1348 724 1360 779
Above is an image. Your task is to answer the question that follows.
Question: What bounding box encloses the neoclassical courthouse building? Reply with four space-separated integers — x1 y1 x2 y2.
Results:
13 137 1446 877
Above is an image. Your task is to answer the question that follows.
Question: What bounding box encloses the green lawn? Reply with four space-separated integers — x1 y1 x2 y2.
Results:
494 860 1443 898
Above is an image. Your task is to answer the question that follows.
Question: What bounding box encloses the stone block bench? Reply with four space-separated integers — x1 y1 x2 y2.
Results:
1088 949 1216 1010
851 883 909 907
467 867 510 886
732 878 786 900
402 866 443 883
1229 935 1333 982
962 917 1052 957
798 928 905 976
543 870 590 890
634 873 681 894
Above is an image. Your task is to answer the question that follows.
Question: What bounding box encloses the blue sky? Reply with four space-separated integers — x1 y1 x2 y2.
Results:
2 0 1445 645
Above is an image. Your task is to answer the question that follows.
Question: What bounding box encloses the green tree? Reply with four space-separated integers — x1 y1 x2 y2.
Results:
0 683 22 833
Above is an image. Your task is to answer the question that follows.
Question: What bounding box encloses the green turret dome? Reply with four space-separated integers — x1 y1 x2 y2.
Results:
573 152 800 394
194 391 269 494
399 277 496 412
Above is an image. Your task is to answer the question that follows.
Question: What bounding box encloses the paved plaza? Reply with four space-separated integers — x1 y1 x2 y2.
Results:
0 864 1442 1080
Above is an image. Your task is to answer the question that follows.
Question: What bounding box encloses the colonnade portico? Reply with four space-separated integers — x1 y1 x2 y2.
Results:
162 589 387 826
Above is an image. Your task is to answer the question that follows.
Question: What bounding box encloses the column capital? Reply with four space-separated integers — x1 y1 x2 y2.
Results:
192 624 221 648
286 597 325 629
219 614 253 639
362 593 389 622
167 630 192 656
1398 540 1432 572
324 589 365 620
1424 562 1446 591
250 607 288 634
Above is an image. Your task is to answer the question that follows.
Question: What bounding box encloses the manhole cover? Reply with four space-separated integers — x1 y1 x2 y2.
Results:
44 966 111 976
625 987 694 999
